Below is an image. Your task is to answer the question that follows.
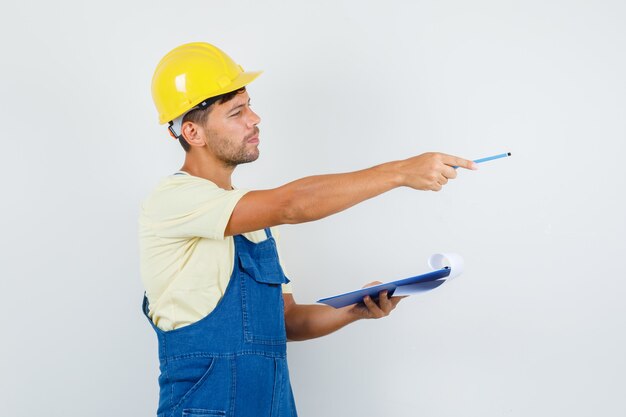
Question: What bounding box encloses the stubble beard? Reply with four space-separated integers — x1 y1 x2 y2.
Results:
210 128 260 168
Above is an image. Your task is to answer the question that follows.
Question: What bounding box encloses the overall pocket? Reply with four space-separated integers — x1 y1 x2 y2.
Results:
169 356 232 417
238 248 288 345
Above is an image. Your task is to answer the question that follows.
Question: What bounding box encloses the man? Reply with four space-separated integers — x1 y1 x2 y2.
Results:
140 42 476 417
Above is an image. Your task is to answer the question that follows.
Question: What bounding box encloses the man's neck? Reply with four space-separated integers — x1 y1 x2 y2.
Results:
180 152 235 190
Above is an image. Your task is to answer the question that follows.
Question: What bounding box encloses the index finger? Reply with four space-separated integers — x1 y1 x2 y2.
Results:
441 154 478 170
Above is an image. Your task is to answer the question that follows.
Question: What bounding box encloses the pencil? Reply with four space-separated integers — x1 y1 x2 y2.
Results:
453 152 511 169
473 152 512 164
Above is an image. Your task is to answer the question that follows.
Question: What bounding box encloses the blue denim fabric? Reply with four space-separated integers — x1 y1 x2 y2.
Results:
143 229 297 417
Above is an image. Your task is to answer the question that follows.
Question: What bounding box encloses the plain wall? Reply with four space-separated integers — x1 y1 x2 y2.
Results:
1 1 625 416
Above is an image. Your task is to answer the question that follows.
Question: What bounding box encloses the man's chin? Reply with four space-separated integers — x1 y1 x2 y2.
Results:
244 153 260 164
230 151 259 166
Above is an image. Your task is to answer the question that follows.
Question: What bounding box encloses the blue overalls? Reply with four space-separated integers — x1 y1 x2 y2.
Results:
143 229 298 417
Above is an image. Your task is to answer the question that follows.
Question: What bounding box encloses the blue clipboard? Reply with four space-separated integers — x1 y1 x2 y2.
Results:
317 267 451 308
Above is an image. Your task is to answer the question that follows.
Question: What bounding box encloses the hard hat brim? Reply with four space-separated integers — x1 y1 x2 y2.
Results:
159 70 263 124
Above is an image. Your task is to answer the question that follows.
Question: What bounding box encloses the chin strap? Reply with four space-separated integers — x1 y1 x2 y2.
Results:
168 118 183 140
166 96 221 140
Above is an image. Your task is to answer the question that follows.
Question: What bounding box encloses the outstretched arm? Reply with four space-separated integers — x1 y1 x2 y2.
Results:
283 283 404 341
225 153 477 236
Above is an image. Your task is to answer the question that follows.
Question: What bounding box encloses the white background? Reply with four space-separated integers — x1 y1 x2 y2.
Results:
1 1 625 416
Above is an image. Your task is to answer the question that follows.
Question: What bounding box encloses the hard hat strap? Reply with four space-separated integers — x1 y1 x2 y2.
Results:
168 119 183 139
167 96 222 140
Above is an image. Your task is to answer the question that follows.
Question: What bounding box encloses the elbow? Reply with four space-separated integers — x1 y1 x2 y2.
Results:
278 192 310 225
281 202 303 225
272 183 322 225
285 318 314 342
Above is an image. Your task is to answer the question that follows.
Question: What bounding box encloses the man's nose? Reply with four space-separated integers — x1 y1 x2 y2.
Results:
247 108 261 126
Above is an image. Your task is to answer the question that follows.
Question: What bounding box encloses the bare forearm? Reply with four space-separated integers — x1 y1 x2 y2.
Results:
279 161 404 224
226 153 476 236
284 303 358 341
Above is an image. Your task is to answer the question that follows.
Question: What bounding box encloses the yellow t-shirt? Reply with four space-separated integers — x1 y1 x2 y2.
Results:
139 172 292 331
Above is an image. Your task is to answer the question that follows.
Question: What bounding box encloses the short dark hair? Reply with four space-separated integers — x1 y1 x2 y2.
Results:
178 87 246 152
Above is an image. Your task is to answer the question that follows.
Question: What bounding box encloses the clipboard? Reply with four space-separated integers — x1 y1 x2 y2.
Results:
317 267 451 308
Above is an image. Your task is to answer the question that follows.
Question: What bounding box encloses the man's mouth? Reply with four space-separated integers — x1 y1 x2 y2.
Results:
246 128 260 144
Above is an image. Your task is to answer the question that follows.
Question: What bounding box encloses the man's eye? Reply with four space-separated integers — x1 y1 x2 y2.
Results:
230 111 241 117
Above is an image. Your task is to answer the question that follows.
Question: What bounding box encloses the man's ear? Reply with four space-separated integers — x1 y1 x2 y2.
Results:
181 121 206 148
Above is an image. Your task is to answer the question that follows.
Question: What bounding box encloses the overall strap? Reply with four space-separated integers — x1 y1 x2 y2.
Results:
264 227 273 238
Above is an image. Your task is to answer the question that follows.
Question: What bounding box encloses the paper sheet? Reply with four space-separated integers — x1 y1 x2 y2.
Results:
393 253 464 296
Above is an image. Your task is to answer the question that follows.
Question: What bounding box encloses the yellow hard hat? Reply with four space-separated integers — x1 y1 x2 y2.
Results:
151 42 262 124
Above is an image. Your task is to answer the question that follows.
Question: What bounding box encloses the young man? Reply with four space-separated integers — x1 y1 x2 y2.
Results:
140 42 477 417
